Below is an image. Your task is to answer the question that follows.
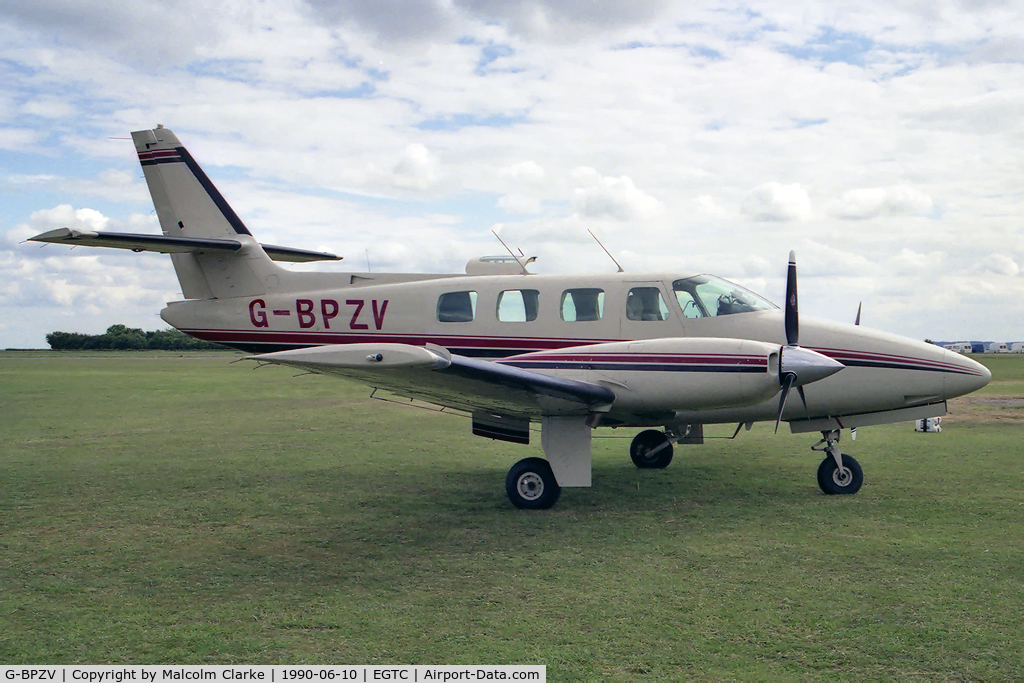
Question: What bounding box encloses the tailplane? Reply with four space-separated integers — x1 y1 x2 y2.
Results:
30 125 341 300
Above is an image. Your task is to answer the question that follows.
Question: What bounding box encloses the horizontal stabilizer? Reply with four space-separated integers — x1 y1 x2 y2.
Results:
28 228 342 263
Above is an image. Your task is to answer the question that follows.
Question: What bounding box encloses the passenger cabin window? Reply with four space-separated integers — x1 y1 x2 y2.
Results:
497 289 539 322
561 288 604 322
437 291 478 322
672 276 776 318
626 287 669 321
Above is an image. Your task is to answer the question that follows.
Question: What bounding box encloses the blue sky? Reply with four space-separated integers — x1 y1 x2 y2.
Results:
2 0 1023 347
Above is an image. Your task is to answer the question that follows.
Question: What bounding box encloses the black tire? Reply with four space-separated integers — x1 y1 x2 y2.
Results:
505 457 561 509
630 429 674 469
817 453 864 495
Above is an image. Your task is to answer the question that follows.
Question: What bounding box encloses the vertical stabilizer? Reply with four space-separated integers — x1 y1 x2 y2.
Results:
131 125 279 300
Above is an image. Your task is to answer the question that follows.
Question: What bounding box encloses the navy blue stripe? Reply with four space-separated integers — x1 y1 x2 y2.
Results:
140 157 182 166
837 359 979 376
504 361 765 373
175 146 252 236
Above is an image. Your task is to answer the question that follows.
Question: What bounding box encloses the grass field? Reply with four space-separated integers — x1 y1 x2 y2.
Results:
1 350 1023 678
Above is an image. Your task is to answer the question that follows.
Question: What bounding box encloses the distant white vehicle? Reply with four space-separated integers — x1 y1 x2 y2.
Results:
942 342 973 354
1010 342 1024 353
987 342 1010 354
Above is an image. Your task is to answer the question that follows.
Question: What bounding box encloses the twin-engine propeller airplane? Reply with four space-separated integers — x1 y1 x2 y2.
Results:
30 125 991 509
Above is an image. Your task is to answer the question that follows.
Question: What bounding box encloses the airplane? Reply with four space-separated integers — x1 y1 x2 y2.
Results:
29 125 992 509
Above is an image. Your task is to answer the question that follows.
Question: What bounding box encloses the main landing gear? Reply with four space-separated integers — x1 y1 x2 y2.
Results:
812 430 863 495
506 457 561 509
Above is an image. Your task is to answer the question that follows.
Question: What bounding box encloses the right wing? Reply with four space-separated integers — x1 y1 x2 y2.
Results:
248 343 616 418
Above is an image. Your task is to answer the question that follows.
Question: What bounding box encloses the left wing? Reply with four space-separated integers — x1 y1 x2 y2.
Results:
249 343 616 417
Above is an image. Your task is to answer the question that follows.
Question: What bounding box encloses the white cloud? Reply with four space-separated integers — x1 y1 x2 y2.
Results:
741 183 812 222
890 248 945 276
978 253 1020 277
833 185 934 220
499 160 546 184
0 127 44 152
2 1 1024 345
390 143 441 190
497 193 542 214
571 167 662 221
4 204 110 247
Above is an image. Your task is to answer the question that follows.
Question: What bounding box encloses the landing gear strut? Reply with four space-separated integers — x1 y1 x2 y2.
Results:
812 430 863 495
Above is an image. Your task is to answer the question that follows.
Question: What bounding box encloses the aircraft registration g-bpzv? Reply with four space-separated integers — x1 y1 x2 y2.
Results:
31 125 991 509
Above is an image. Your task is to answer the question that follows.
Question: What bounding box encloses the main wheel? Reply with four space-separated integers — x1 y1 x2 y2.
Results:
817 453 864 495
630 430 674 469
505 457 561 509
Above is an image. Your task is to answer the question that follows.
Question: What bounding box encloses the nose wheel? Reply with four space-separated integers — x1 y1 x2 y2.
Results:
813 430 863 495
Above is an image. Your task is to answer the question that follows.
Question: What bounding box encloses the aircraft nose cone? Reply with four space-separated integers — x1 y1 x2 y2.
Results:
781 346 845 386
943 352 991 399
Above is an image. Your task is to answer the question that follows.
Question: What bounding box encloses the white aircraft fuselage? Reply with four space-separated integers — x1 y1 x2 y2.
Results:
160 269 986 431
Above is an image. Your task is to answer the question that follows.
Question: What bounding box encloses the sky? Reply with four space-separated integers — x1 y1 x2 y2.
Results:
1 0 1022 348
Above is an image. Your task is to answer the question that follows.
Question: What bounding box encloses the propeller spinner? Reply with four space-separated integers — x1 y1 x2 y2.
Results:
775 251 845 432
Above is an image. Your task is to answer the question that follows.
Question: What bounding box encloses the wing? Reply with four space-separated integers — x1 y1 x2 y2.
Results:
28 228 341 263
249 343 616 418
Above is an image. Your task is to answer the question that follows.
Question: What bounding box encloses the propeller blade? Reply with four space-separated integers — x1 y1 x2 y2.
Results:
785 251 798 346
797 384 809 419
855 301 862 326
775 372 796 433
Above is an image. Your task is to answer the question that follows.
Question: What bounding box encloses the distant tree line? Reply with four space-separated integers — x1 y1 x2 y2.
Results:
46 324 229 351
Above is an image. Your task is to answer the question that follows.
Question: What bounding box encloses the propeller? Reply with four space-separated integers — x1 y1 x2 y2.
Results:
775 251 845 433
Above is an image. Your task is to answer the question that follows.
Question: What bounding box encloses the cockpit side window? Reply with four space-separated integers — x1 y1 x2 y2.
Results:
496 289 539 322
561 288 605 322
626 287 669 321
672 276 776 318
437 291 478 322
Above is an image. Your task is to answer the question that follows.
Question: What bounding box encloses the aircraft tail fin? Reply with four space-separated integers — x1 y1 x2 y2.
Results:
130 125 276 300
29 126 342 299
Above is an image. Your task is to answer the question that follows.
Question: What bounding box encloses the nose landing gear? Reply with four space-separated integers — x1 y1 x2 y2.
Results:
812 429 863 495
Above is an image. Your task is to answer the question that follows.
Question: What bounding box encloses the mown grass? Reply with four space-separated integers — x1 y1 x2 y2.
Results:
1 351 1022 678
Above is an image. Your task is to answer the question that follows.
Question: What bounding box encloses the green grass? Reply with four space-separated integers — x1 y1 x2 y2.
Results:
1 351 1023 678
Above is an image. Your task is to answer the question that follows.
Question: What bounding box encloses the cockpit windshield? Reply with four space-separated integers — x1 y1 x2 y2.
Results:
672 275 777 319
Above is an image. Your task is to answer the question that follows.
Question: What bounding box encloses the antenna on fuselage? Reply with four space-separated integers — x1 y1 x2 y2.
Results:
588 229 624 273
491 230 530 274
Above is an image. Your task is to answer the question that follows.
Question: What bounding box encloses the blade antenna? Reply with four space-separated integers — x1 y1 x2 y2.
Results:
588 229 624 273
491 230 529 274
855 301 862 326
